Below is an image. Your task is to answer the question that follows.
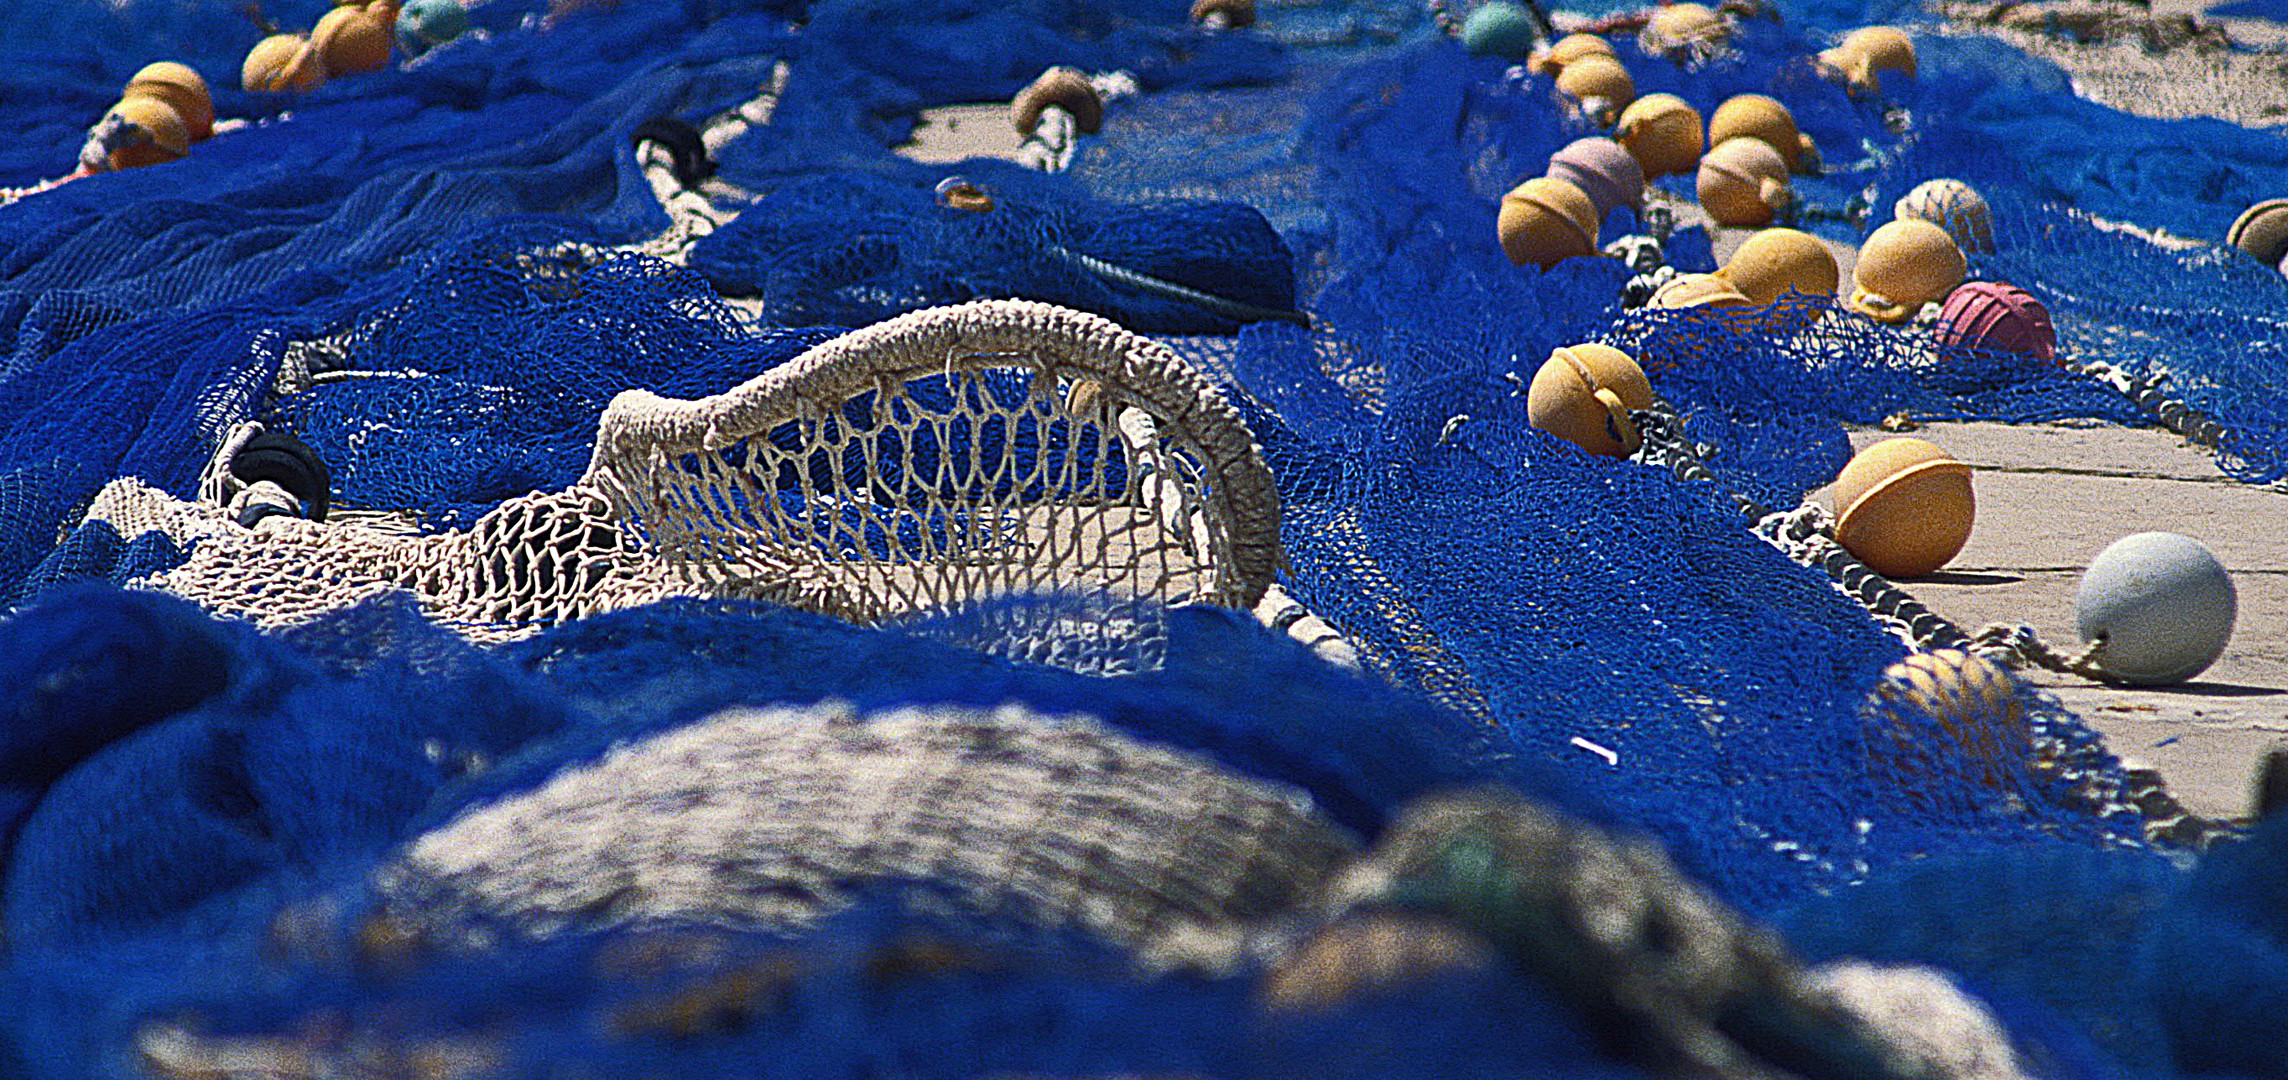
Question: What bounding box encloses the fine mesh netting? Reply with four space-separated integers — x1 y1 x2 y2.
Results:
1 0 2286 1076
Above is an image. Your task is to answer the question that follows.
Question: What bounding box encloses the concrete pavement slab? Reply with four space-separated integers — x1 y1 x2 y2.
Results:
1836 421 2288 819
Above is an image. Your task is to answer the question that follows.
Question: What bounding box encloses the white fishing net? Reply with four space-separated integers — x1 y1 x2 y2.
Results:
377 699 1359 946
85 299 1283 643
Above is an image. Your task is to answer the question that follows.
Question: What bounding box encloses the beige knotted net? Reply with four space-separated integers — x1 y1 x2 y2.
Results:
377 699 1357 946
88 299 1282 642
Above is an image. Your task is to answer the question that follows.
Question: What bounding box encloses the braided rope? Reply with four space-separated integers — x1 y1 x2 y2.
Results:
1964 622 2118 682
1754 503 1980 653
1054 247 1314 328
1631 409 2237 845
2062 356 2238 458
1632 408 2144 684
1632 410 1976 653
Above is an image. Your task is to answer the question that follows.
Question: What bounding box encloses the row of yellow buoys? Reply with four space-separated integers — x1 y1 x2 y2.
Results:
1503 24 2236 717
244 0 401 92
1524 168 2020 582
81 0 419 176
1501 89 1845 267
1523 345 1975 571
1521 339 1972 582
1500 22 1922 267
1646 178 1991 328
1523 169 2084 606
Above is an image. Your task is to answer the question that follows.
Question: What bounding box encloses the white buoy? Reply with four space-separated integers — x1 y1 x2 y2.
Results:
2076 532 2237 686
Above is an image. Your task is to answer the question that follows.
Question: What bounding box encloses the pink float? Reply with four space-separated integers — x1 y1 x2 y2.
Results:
1934 281 2056 365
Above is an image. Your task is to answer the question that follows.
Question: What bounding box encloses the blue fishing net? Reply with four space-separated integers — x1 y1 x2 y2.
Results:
269 228 837 529
1855 34 2288 485
687 167 1301 332
0 0 814 600
1 0 2285 1075
0 584 1630 1078
803 0 1294 106
1780 820 2288 1080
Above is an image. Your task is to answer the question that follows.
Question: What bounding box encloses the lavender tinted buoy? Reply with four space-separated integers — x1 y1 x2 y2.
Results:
1546 137 1644 222
2077 533 2237 686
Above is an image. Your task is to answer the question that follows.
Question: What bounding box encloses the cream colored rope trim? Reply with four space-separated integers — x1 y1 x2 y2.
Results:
582 298 1282 613
92 300 1280 641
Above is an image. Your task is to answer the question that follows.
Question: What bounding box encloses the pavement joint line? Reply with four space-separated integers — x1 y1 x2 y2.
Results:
1945 566 2288 574
1966 464 2250 486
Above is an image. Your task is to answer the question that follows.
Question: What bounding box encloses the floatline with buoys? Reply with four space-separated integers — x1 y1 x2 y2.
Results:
0 0 2285 1076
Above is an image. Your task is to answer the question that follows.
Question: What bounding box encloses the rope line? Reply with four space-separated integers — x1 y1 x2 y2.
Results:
2064 356 2239 460
1633 408 2133 675
1631 408 2237 846
1631 409 1974 653
1056 248 1314 328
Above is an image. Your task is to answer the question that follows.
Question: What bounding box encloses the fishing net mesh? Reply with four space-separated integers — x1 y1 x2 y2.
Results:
90 298 1278 642
378 698 1360 947
1 0 2286 1076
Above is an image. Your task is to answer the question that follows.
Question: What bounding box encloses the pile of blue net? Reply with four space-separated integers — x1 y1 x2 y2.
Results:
2 0 2286 1076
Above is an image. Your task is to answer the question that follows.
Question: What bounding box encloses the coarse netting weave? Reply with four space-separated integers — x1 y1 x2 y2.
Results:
377 698 1361 947
2 0 2287 1077
85 299 1277 641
